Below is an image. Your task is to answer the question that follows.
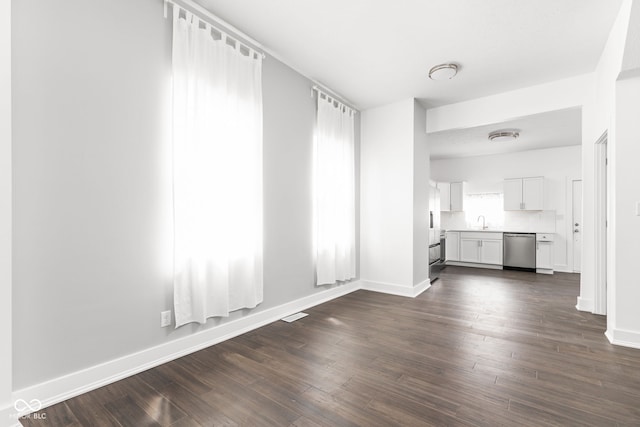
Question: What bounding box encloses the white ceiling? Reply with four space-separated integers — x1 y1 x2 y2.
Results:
427 108 582 160
196 0 622 110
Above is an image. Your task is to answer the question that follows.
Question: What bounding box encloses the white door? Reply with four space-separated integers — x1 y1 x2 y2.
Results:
572 180 582 272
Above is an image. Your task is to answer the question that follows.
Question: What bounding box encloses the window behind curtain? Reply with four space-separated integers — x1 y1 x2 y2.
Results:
171 6 263 327
314 94 356 286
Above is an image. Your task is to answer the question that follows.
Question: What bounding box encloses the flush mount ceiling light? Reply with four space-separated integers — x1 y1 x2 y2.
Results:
428 63 458 80
488 130 520 142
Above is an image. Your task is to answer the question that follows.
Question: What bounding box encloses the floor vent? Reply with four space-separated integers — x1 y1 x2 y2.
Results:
281 312 308 323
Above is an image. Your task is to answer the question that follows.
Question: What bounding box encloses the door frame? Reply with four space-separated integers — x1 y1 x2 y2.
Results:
593 131 607 315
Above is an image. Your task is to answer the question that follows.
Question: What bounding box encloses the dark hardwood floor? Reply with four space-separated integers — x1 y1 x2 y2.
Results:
21 266 640 426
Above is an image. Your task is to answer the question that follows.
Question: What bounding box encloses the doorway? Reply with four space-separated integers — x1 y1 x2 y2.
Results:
572 180 582 273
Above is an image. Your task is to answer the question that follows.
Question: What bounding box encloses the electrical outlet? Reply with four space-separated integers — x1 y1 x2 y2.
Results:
160 310 172 328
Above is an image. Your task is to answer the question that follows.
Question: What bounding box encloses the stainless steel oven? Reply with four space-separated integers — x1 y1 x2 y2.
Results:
429 232 446 282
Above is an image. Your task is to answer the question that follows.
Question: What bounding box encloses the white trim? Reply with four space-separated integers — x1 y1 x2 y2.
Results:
446 261 503 270
361 279 431 298
605 328 640 349
553 263 570 273
576 296 594 312
593 132 608 315
11 280 362 417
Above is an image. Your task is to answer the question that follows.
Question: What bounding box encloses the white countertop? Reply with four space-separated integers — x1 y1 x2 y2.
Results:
445 229 554 234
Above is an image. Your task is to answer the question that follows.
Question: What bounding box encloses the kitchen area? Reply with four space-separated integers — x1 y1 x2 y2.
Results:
429 178 557 282
428 132 582 282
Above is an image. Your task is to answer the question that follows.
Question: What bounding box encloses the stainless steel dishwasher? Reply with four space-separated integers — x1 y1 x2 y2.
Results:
503 233 536 272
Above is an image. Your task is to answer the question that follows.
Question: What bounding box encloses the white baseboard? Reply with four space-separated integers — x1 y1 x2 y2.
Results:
11 280 363 418
605 328 640 349
576 296 594 312
446 261 502 270
411 279 432 297
553 268 576 273
360 279 430 298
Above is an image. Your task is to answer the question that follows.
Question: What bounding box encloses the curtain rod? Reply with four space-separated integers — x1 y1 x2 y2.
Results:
164 0 359 112
312 85 358 112
164 0 266 59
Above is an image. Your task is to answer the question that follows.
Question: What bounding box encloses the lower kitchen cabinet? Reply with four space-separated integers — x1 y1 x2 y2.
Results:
536 233 554 273
445 231 460 261
447 230 551 273
459 232 503 265
480 239 503 265
460 238 481 263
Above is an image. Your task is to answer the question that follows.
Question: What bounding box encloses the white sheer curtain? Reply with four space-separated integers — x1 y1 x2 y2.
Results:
171 6 263 327
314 94 356 286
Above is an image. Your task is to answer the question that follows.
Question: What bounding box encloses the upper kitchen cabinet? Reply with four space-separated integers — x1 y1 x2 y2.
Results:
437 181 465 211
504 177 544 210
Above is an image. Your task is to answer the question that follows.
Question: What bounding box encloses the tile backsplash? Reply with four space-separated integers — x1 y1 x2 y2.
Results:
441 210 556 233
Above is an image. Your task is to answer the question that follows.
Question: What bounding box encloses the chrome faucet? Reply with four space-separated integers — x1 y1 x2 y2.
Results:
477 215 487 230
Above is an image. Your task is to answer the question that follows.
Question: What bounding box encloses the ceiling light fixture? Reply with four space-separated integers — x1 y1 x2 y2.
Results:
488 130 520 142
428 63 458 80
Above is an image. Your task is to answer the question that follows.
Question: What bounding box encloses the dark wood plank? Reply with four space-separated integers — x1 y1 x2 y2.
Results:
20 267 640 426
103 395 162 427
18 402 81 427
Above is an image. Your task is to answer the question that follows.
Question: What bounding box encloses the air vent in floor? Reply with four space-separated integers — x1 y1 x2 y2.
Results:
281 312 308 323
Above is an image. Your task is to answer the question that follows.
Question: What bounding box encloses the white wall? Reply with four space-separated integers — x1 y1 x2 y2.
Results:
612 75 640 344
570 0 640 347
577 0 631 318
360 99 431 293
1 0 12 422
431 146 581 272
611 0 640 345
360 99 414 288
413 101 430 285
12 0 360 392
426 74 589 133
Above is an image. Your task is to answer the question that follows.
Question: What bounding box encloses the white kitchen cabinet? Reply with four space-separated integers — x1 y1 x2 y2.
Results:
481 239 503 265
459 232 503 265
503 179 523 210
445 231 460 261
438 182 451 212
437 181 465 212
523 177 544 210
450 182 465 211
536 233 554 273
460 237 481 263
504 177 544 211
